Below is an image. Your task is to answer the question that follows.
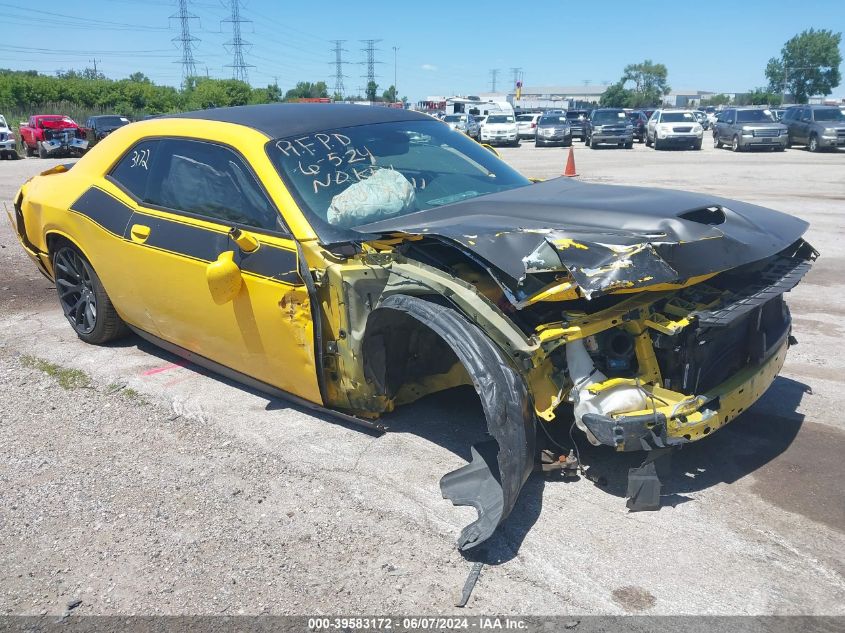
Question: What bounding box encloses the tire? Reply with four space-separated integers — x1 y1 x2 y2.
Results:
714 133 723 149
590 138 599 149
38 143 48 159
731 135 741 152
52 243 129 345
808 134 819 152
563 138 572 147
776 145 786 152
535 140 541 147
693 140 702 150
645 132 652 147
624 140 633 149
25 141 34 157
584 134 591 147
653 136 661 150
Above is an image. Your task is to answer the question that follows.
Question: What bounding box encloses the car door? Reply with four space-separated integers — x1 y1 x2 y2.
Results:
796 108 811 144
100 136 322 403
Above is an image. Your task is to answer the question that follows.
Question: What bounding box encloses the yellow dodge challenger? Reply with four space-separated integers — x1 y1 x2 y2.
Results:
9 104 816 550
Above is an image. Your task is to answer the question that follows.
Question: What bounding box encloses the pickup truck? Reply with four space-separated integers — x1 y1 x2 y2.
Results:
19 114 88 158
0 114 19 159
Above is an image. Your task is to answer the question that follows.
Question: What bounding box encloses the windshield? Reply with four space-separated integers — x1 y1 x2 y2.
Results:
592 111 626 124
96 116 129 127
443 115 466 122
516 115 535 122
487 115 514 124
267 120 530 237
736 110 775 123
566 111 585 120
814 108 845 122
540 115 567 124
661 112 696 123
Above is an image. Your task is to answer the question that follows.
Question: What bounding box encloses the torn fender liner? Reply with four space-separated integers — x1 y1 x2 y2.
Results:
366 295 535 551
356 178 811 300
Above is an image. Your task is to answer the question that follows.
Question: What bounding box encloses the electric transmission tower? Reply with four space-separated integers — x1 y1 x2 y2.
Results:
223 0 254 83
171 0 200 86
510 67 523 90
489 68 499 92
330 40 348 98
359 39 382 96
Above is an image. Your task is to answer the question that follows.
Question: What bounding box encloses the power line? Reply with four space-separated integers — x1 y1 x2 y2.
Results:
359 39 382 93
330 40 348 98
222 0 254 83
171 0 201 86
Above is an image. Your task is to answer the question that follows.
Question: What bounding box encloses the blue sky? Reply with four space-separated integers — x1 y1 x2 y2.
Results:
2 0 843 99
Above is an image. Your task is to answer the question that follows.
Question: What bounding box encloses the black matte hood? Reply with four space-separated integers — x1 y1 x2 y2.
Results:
356 178 810 300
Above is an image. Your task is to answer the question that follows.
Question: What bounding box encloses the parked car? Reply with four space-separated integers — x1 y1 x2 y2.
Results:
692 110 710 130
781 105 845 152
585 108 633 149
565 109 589 140
646 110 704 150
0 114 19 159
475 115 487 129
82 115 131 148
10 103 817 549
712 107 787 152
770 109 785 122
479 113 519 146
534 113 572 147
443 113 480 139
626 110 649 142
516 113 542 139
19 114 88 158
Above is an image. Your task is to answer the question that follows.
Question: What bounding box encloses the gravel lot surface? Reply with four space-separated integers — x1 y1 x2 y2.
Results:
1 138 843 616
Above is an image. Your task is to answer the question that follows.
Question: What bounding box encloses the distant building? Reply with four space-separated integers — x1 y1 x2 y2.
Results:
663 89 717 107
510 85 607 110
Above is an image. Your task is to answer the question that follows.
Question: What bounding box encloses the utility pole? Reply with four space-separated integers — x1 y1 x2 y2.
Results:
330 40 348 99
89 58 100 75
223 0 254 83
392 45 399 98
359 39 382 99
489 68 499 92
171 0 200 86
510 67 523 91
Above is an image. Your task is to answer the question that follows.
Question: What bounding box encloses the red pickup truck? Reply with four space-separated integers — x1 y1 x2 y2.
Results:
19 114 89 158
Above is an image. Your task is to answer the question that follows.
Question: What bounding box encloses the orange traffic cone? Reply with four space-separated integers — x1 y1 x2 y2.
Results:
563 146 578 177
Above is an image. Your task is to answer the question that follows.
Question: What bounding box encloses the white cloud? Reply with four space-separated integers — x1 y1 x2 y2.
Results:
421 64 438 72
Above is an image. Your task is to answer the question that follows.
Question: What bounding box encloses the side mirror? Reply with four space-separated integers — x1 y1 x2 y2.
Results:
206 250 242 305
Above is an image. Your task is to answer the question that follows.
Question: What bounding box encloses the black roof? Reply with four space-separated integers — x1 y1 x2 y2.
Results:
167 103 429 138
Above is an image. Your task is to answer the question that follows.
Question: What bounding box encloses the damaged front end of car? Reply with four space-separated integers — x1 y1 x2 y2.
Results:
306 178 817 551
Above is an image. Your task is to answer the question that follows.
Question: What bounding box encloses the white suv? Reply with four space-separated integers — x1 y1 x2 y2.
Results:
480 114 520 146
646 110 704 150
0 115 19 160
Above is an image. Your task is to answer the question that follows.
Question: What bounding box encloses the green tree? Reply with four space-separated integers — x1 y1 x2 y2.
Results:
382 85 397 102
765 29 842 103
284 81 329 100
366 80 379 102
599 82 633 107
700 93 731 107
621 59 670 107
736 88 783 107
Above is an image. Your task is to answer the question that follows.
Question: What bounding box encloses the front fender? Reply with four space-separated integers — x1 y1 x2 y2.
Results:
367 294 536 551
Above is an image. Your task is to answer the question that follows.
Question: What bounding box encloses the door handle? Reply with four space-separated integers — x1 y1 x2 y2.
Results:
130 224 151 243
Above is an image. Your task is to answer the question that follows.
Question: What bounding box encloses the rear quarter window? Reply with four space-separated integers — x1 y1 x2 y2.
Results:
108 139 160 200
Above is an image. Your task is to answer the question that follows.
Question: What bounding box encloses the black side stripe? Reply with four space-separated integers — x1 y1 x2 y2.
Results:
70 187 133 238
69 186 300 284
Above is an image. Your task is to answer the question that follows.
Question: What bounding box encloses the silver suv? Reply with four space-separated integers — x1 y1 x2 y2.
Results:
713 107 787 152
443 113 480 139
781 105 845 152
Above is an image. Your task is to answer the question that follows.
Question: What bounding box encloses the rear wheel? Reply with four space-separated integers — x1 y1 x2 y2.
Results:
52 244 128 344
624 140 633 149
645 132 653 147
